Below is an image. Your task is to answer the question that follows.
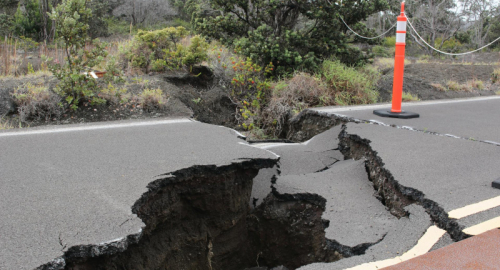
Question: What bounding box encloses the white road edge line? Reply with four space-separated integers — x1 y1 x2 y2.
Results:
346 193 500 269
344 226 446 270
0 118 193 137
463 217 500 235
313 95 500 113
449 195 500 219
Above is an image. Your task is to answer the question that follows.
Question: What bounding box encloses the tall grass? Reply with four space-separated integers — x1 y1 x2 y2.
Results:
0 37 124 77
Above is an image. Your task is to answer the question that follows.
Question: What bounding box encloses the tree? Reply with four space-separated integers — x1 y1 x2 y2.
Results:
459 0 500 47
196 0 389 74
12 0 43 39
112 0 177 27
405 0 462 54
48 0 107 110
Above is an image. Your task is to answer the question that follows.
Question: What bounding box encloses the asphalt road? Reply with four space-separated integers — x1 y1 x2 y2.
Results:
313 95 500 145
0 119 277 270
2 95 500 270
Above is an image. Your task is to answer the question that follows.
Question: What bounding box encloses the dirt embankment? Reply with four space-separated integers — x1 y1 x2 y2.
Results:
1 55 499 131
0 67 237 129
378 62 499 102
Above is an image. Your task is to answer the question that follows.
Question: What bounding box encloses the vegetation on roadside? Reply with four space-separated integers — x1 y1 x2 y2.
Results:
402 92 420 102
11 82 62 122
47 0 108 110
492 68 500 83
1 0 500 139
123 26 208 72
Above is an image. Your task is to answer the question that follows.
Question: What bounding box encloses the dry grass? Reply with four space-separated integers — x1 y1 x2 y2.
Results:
492 68 500 84
11 82 62 122
1 37 124 77
402 92 420 102
430 83 447 92
140 88 167 111
372 57 411 71
261 73 327 137
444 80 485 92
446 80 467 91
466 80 484 90
0 117 14 130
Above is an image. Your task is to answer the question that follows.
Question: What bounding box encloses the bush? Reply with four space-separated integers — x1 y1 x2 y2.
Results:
105 17 133 36
141 88 167 111
0 14 13 37
11 82 62 122
372 45 392 57
384 37 396 47
126 27 208 72
228 58 273 130
261 73 327 137
434 37 462 53
446 80 464 91
12 0 43 40
48 0 108 110
196 0 387 75
321 60 379 106
99 83 129 105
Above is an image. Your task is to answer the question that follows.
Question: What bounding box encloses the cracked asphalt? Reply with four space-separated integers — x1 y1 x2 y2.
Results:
251 96 500 269
2 96 500 270
0 119 277 270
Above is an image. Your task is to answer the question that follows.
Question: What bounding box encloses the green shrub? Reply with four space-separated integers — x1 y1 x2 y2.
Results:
384 37 396 47
446 80 463 91
105 17 133 36
229 58 273 130
126 27 208 72
48 0 108 110
196 0 387 75
99 83 129 105
12 0 43 40
321 60 378 106
151 59 167 72
102 56 126 84
0 14 13 37
372 45 392 57
434 37 462 53
11 82 62 122
182 35 209 67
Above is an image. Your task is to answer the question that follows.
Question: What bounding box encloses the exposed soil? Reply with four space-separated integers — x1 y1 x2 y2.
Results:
1 54 499 132
0 67 236 129
378 62 499 102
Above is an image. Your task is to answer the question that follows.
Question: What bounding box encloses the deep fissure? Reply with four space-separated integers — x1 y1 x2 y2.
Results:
38 158 366 270
37 108 470 270
283 109 471 241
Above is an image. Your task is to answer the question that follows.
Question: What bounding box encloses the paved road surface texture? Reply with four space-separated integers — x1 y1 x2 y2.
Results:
2 95 500 270
259 96 500 270
0 119 278 270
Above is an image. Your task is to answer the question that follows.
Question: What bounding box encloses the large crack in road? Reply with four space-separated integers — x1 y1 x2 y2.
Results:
6 106 498 269
35 117 437 270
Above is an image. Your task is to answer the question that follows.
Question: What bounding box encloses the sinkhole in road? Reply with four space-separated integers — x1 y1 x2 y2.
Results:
43 159 352 270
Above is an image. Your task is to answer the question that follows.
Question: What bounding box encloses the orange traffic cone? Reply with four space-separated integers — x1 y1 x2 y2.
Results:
374 1 419 119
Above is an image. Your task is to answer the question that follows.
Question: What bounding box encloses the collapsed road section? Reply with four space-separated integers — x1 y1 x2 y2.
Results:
3 102 500 270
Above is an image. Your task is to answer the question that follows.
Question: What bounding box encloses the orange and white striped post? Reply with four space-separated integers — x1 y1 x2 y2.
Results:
374 1 419 119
